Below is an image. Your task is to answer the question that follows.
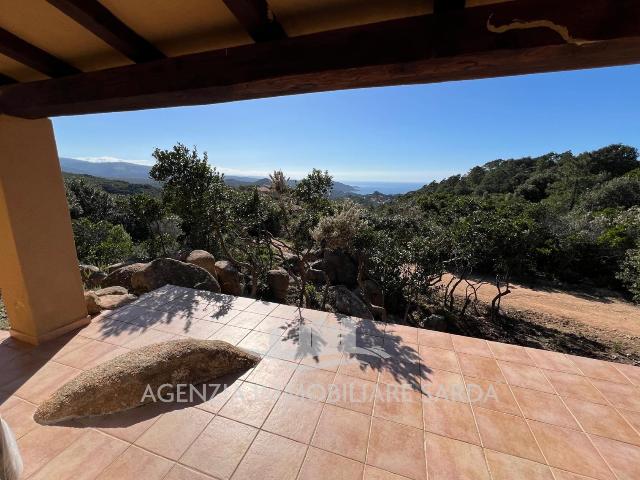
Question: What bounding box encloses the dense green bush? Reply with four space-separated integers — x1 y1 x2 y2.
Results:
72 218 133 267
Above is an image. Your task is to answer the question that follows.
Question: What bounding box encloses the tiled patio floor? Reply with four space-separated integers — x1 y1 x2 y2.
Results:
1 285 640 479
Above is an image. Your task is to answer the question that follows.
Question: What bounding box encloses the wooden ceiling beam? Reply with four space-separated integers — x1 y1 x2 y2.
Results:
222 0 287 42
0 27 81 77
1 0 639 118
0 73 17 86
47 0 165 63
433 0 466 14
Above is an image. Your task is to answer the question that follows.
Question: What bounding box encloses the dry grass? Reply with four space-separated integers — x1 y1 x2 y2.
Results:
0 293 8 330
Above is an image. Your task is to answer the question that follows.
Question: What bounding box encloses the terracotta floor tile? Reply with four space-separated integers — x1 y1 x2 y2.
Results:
263 392 323 443
228 311 267 329
590 378 640 412
487 341 535 365
269 304 300 320
544 370 608 404
254 315 291 335
619 408 640 432
300 344 344 372
244 300 279 315
298 446 364 480
180 416 257 479
209 324 251 345
79 402 162 442
367 417 426 480
615 363 640 386
385 324 419 345
0 395 38 438
498 360 554 393
165 464 217 480
464 377 521 416
426 433 490 480
55 339 127 370
219 382 280 427
565 397 640 445
135 407 213 460
374 382 424 429
590 434 640 480
267 336 304 362
421 368 468 403
526 348 581 374
145 314 193 335
311 404 370 462
206 307 242 324
568 355 630 384
185 319 227 339
551 469 601 480
458 353 505 382
11 361 81 404
378 358 423 391
323 313 358 330
195 377 242 413
121 329 177 349
328 373 377 415
237 330 281 356
285 364 336 401
474 407 544 463
511 386 579 428
423 397 480 445
418 345 459 373
451 335 492 357
364 465 411 480
232 430 307 480
485 449 554 480
247 356 297 390
417 329 453 349
30 429 128 480
33 333 94 361
17 423 84 478
299 308 329 324
339 353 382 382
529 420 614 480
96 445 174 480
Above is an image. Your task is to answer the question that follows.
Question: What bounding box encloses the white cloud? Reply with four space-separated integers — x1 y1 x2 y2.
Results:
75 156 154 166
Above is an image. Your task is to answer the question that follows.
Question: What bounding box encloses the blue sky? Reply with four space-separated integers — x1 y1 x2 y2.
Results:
52 64 640 184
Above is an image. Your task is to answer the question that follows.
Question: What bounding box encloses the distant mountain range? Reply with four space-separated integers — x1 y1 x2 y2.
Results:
59 157 359 197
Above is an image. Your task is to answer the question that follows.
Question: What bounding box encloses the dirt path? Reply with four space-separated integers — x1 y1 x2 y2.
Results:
445 275 640 337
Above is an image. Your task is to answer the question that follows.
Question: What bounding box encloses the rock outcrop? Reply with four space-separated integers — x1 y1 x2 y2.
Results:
329 285 372 319
101 263 147 291
267 268 289 302
34 339 259 424
84 287 137 315
214 260 242 296
132 258 220 294
185 250 217 277
317 250 358 287
79 264 107 288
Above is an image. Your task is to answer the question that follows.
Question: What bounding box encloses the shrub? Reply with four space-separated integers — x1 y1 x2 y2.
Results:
72 218 134 267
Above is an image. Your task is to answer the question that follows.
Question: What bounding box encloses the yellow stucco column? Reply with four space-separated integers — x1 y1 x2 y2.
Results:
0 115 88 345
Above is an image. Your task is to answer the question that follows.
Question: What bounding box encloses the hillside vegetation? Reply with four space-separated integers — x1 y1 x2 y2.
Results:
65 143 640 360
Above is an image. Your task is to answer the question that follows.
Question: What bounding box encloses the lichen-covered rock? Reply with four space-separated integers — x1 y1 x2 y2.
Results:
360 279 385 307
329 286 372 319
84 291 101 315
102 263 147 291
214 260 242 296
80 264 107 288
34 339 259 424
98 294 137 310
185 250 217 277
131 258 220 294
93 286 128 297
267 268 289 302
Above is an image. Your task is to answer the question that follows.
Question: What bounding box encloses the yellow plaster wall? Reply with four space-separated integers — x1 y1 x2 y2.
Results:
0 115 88 344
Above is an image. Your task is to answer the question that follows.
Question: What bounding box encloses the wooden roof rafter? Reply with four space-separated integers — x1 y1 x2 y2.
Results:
1 0 639 118
222 0 287 42
0 27 80 77
46 0 165 63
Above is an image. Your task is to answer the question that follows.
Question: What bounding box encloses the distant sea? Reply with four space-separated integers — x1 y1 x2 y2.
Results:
346 181 425 195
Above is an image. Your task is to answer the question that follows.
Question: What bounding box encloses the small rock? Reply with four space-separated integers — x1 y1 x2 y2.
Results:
214 260 243 296
422 314 447 332
185 250 217 277
132 258 221 294
329 286 372 319
307 268 326 284
267 268 289 303
93 286 128 297
97 294 137 310
84 292 101 315
102 263 147 291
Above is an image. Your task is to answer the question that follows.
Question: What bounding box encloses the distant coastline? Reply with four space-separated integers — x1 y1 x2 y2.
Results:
346 181 425 195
